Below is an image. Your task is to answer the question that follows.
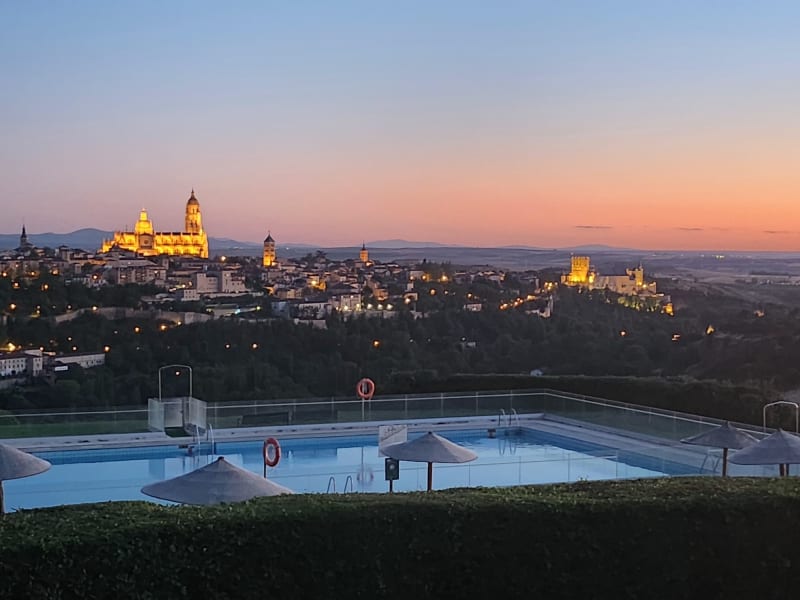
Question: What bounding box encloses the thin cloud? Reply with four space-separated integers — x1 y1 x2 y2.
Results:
574 225 612 230
763 230 794 235
676 227 704 232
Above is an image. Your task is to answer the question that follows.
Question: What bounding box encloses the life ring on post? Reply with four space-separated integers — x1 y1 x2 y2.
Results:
263 437 281 468
356 467 374 483
356 378 376 401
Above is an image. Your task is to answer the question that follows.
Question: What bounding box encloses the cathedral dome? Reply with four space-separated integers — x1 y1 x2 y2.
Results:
264 233 274 243
187 190 200 206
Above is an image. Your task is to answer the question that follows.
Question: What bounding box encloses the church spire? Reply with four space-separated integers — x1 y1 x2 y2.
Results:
19 223 30 250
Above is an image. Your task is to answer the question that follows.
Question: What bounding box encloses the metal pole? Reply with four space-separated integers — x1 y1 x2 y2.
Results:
427 462 433 491
722 448 728 477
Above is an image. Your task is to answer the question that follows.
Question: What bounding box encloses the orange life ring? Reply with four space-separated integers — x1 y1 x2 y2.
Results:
356 378 375 401
263 437 281 468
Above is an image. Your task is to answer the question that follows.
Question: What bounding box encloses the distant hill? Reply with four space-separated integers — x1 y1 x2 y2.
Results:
564 244 639 253
0 228 112 251
366 239 456 248
208 237 261 250
0 229 272 253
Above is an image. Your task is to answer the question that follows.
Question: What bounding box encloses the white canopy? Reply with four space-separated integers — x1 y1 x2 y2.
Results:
141 457 292 505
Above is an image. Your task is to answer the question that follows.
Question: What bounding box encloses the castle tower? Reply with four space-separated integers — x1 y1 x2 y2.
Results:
185 190 203 234
631 263 644 287
359 242 369 263
568 256 590 284
263 232 276 267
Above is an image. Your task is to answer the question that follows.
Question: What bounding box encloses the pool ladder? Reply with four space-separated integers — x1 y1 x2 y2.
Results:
206 424 217 458
498 408 520 428
326 475 355 494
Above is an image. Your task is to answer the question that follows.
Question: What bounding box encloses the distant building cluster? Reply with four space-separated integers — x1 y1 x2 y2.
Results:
1 192 556 366
0 347 105 379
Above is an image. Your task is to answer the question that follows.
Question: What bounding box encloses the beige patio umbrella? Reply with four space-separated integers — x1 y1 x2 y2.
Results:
141 457 292 505
0 443 51 514
729 429 800 476
681 422 758 476
382 431 478 491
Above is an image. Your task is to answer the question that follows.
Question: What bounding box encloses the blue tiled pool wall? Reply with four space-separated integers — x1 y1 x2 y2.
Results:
35 426 697 476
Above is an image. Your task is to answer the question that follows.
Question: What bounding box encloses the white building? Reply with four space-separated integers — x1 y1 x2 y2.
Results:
51 352 106 370
0 349 43 377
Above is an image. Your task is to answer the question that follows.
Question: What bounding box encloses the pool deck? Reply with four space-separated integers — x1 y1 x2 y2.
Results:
2 412 715 474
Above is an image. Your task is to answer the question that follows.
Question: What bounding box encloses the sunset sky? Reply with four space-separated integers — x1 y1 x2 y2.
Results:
2 1 799 250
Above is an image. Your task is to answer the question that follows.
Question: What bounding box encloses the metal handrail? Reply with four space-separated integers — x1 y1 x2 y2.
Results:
326 476 336 493
763 401 799 433
498 408 506 427
0 387 771 443
343 475 354 493
207 424 216 455
510 408 520 427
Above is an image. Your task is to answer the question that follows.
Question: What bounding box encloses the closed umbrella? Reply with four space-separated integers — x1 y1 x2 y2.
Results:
0 443 51 514
382 431 478 491
681 422 758 476
729 429 800 476
142 456 292 505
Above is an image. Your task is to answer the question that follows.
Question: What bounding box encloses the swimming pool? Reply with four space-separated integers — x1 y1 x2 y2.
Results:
4 427 697 510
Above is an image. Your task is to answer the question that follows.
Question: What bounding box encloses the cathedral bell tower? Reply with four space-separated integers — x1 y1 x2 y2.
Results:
185 190 203 234
359 242 369 263
263 232 276 267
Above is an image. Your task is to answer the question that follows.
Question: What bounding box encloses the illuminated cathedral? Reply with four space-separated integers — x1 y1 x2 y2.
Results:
100 191 209 258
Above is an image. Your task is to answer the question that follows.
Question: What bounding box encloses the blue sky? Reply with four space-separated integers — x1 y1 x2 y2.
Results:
2 1 799 249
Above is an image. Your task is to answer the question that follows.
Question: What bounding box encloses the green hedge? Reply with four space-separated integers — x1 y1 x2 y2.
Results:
2 478 800 599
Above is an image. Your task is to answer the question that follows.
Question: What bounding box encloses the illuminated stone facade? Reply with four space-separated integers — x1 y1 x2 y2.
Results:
101 191 209 258
562 256 655 295
564 255 593 285
263 232 276 267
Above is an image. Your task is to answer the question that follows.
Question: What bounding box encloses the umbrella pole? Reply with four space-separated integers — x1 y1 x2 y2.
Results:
779 464 786 477
427 462 433 491
0 481 4 515
722 447 728 477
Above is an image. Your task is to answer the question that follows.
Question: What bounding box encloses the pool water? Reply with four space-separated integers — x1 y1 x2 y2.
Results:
4 428 695 510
